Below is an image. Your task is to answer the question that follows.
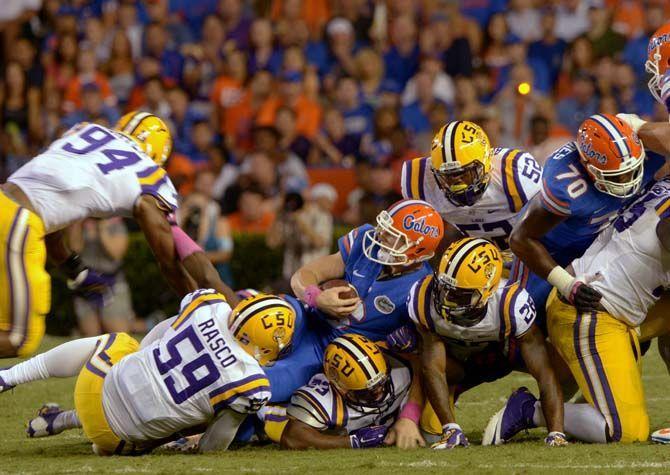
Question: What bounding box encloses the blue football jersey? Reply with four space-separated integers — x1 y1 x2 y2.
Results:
311 224 433 344
533 142 665 266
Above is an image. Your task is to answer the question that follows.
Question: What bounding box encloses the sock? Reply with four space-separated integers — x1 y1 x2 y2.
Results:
532 401 608 443
54 410 82 432
1 336 101 386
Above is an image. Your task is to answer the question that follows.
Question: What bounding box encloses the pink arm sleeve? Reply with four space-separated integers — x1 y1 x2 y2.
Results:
171 224 203 260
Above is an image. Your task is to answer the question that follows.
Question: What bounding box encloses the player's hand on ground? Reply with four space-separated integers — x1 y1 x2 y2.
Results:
386 325 417 353
431 424 469 450
349 425 388 448
544 431 568 447
384 417 426 449
162 434 201 453
568 281 602 313
67 268 115 308
316 287 361 319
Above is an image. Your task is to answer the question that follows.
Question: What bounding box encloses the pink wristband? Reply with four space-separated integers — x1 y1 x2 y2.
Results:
171 225 203 260
399 401 421 425
303 285 322 308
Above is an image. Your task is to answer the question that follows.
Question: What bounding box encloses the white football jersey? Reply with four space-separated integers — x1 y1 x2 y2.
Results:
401 148 542 250
571 180 670 327
408 276 535 361
102 289 270 446
8 122 178 233
285 355 411 433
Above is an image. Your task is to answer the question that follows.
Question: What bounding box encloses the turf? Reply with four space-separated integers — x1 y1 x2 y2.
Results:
1 336 669 474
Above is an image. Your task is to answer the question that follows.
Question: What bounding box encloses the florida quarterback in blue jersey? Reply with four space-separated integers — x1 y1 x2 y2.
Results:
510 113 670 319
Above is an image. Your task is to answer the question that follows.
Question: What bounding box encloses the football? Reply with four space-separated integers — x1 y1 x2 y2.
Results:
319 279 359 300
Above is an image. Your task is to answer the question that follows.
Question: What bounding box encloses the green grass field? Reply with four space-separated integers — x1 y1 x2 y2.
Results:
2 336 669 474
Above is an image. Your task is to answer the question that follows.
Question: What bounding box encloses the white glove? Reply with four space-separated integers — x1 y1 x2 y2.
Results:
616 113 647 134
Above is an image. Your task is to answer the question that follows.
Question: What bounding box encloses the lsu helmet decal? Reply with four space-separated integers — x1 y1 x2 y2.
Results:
323 334 392 410
115 111 173 166
430 120 492 206
228 294 295 366
362 199 444 266
433 237 503 327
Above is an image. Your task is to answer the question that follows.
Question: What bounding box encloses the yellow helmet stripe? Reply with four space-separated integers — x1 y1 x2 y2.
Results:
332 337 378 380
229 296 292 337
121 111 155 135
444 238 491 280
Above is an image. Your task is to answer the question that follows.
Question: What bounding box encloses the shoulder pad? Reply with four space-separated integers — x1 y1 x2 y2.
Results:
287 384 335 431
498 283 536 340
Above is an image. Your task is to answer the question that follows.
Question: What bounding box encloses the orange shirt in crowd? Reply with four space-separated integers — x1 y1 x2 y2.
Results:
166 152 196 195
256 95 322 138
271 0 330 37
211 76 246 133
63 73 114 112
227 210 276 234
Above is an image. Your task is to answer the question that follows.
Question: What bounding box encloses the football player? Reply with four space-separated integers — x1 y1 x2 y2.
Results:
0 113 192 357
0 289 295 454
276 334 411 450
486 178 670 444
509 113 670 323
401 120 542 252
409 238 566 448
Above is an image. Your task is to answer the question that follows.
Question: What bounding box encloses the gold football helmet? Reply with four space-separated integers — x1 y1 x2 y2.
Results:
115 111 172 166
430 120 492 206
323 333 391 410
433 237 503 327
228 294 295 366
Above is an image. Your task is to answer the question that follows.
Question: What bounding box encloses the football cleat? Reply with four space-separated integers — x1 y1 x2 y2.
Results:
26 403 64 438
0 369 14 393
482 387 537 446
652 428 670 444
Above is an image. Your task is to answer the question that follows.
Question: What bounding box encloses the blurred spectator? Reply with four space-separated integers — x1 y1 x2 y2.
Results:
63 47 115 114
529 10 567 89
335 75 373 140
144 21 184 86
322 17 358 82
188 120 216 165
139 76 171 118
256 70 322 138
117 1 143 59
168 86 203 157
528 114 572 166
227 184 276 234
587 4 625 58
69 218 140 337
179 169 234 285
276 106 312 163
345 156 402 226
146 0 194 46
402 56 455 108
62 83 119 128
181 14 226 103
252 125 308 192
105 31 135 106
220 0 252 50
622 4 665 82
555 0 591 42
383 15 420 90
354 48 385 109
615 62 654 117
248 18 283 75
312 107 361 166
211 49 248 141
557 72 598 132
506 0 541 43
460 0 506 28
454 77 483 120
400 70 443 139
267 184 336 291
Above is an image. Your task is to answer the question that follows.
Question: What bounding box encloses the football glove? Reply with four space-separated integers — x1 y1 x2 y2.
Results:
386 325 417 353
431 423 469 450
545 431 568 447
349 425 388 449
568 280 602 313
615 113 647 134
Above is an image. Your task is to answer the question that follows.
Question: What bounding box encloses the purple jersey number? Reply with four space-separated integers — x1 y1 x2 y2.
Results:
153 325 221 404
62 125 142 175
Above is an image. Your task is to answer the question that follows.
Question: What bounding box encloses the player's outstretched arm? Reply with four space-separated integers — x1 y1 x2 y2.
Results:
291 252 360 318
519 325 565 439
280 419 387 450
134 196 191 296
197 409 247 453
